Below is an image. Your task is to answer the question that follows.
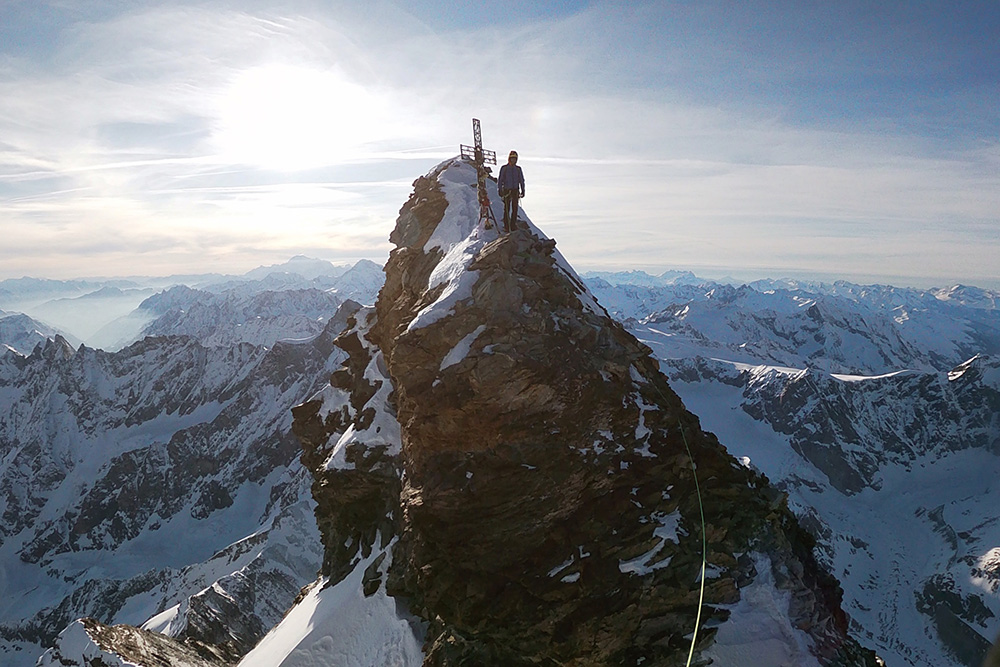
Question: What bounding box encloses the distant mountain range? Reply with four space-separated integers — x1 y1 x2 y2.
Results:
0 257 384 353
585 273 1000 374
0 303 361 666
2 175 998 664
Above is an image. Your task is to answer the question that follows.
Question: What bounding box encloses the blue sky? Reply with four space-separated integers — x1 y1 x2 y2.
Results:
1 0 998 287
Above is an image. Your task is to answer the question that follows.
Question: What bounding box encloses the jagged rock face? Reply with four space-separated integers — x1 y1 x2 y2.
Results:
292 306 402 583
666 354 1000 494
0 305 351 664
39 618 221 667
661 352 1000 665
295 159 879 666
140 287 346 348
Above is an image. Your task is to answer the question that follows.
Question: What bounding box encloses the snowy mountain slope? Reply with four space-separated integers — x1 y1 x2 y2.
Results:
238 540 423 667
0 302 359 666
657 353 1000 666
0 311 79 356
588 272 1000 375
89 259 385 351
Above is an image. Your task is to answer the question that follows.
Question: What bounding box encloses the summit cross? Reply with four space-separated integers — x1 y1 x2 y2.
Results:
460 118 499 231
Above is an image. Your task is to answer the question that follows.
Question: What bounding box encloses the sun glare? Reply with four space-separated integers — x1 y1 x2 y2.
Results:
214 65 386 170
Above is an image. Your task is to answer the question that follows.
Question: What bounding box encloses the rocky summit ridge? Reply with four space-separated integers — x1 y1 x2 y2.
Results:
35 157 887 666
287 158 882 666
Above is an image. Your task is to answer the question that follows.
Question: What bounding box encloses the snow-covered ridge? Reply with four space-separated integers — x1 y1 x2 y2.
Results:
312 308 401 471
409 158 603 329
237 536 422 667
595 275 1000 375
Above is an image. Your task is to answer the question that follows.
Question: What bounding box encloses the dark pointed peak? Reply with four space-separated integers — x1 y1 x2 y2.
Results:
32 334 76 361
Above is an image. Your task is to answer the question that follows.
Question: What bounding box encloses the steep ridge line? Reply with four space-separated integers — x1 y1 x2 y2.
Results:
290 158 883 666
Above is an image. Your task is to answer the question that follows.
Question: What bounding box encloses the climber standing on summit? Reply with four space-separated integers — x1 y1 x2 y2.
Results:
497 150 524 233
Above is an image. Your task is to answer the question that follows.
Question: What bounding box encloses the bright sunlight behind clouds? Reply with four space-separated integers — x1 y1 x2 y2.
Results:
214 65 392 169
1 0 998 287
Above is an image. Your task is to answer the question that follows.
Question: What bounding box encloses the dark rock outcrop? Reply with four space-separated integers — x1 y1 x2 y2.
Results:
38 618 224 667
293 159 881 665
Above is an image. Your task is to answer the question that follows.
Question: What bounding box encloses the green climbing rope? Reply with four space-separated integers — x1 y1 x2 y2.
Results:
647 376 709 666
679 424 708 667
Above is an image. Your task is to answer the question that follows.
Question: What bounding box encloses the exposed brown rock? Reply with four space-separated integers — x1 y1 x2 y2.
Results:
294 159 881 666
58 617 227 667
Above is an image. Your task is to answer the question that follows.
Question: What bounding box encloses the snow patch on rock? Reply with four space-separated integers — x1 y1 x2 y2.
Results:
703 553 822 667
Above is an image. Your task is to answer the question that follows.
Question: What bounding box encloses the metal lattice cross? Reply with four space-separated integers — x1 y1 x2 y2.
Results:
460 118 499 230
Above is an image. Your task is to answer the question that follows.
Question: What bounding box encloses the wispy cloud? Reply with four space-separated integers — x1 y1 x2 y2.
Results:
0 1 997 287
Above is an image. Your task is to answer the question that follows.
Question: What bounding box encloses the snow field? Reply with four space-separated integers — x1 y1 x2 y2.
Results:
237 539 423 667
669 366 1000 666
